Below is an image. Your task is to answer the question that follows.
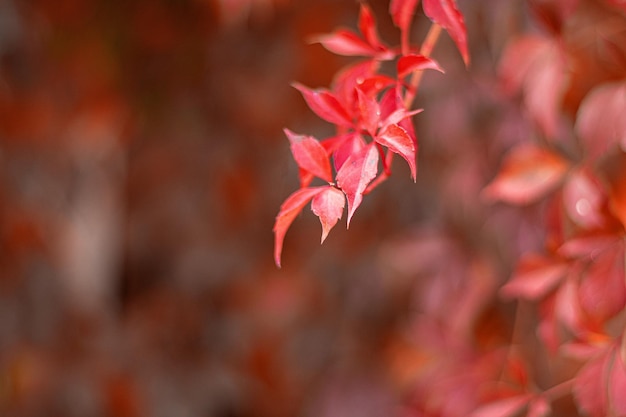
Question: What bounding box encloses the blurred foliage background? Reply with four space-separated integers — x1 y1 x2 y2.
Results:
2 0 625 416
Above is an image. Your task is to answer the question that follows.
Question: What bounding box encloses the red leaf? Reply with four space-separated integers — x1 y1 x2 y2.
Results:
285 129 333 183
573 351 609 417
356 75 397 98
606 152 626 229
376 123 417 181
575 80 626 161
562 168 605 229
499 36 566 139
422 0 470 66
311 186 345 243
380 86 419 146
313 30 394 60
298 168 314 188
397 54 444 78
382 108 423 128
555 277 584 335
482 144 568 205
390 0 420 33
273 187 324 267
358 3 384 50
609 350 626 416
356 88 381 136
527 397 550 417
558 232 619 259
469 395 531 417
333 133 366 172
500 254 568 300
578 244 626 324
292 82 353 127
332 60 380 108
336 143 379 226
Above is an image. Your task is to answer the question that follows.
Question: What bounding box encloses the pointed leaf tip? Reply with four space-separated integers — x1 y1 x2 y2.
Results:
336 143 379 227
292 82 353 127
284 129 333 182
376 123 417 181
311 187 345 243
273 187 324 267
423 0 470 66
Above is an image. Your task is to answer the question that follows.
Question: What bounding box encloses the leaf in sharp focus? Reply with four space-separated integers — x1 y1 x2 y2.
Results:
292 82 353 127
311 186 345 243
397 54 444 78
379 86 419 146
390 0 420 33
333 132 366 172
482 144 569 205
285 129 333 182
332 60 380 108
376 123 416 181
336 143 379 227
312 30 378 58
573 351 609 417
273 187 324 267
356 87 381 136
468 395 531 417
422 0 470 66
575 80 626 162
500 254 568 300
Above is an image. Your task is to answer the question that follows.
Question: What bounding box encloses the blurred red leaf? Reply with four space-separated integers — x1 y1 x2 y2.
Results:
311 186 345 243
375 123 416 181
397 54 444 78
573 351 609 417
313 29 379 57
469 395 531 417
499 36 566 139
575 80 626 161
562 168 606 229
292 83 353 127
285 129 333 183
390 0 420 33
609 350 626 416
482 144 569 205
555 277 584 336
500 254 568 300
578 243 626 324
422 0 470 66
358 3 384 51
527 396 551 417
336 143 379 226
273 187 324 267
313 9 395 63
558 232 619 259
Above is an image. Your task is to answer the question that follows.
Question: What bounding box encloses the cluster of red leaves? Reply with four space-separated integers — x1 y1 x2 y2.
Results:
276 0 626 416
479 1 626 416
274 0 469 267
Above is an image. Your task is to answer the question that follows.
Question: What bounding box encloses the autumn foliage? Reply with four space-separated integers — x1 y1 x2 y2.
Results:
276 0 626 416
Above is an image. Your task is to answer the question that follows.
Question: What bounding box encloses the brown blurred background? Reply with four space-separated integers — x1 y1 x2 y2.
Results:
4 0 612 415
